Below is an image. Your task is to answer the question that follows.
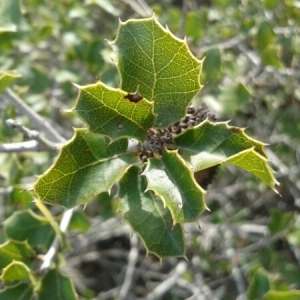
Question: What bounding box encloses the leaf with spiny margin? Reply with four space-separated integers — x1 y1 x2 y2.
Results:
143 149 207 225
34 129 137 208
174 120 279 192
73 82 155 142
110 16 203 128
118 166 185 258
4 210 55 250
1 261 34 284
0 241 34 270
38 269 77 300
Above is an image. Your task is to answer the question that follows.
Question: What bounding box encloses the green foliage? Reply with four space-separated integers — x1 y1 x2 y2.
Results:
111 17 203 128
38 270 77 300
33 16 278 259
247 268 271 300
73 82 155 141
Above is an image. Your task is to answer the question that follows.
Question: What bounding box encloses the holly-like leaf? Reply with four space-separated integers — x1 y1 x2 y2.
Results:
1 261 34 284
38 269 77 300
110 16 203 128
143 149 207 225
4 210 55 250
0 240 34 270
118 166 185 259
73 82 155 142
174 120 279 192
34 129 137 208
247 268 270 300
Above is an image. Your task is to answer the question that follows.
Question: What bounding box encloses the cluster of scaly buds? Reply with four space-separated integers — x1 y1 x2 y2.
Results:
138 106 218 188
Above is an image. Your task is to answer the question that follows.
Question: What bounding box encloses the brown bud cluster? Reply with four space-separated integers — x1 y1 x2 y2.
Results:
139 105 217 163
138 105 218 188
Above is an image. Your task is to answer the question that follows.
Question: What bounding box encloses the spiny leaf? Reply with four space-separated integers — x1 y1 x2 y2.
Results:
111 16 203 128
0 240 34 270
34 129 137 208
143 149 207 225
118 166 185 259
4 210 56 250
174 120 279 192
73 82 155 142
1 261 35 284
38 269 77 300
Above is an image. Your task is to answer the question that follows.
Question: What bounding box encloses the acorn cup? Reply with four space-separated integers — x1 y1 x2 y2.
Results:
138 105 218 189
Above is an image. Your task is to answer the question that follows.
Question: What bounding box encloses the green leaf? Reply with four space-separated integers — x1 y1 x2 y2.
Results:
218 82 251 116
143 149 207 225
110 16 203 128
4 210 56 250
202 48 222 83
0 71 21 94
260 45 283 68
247 268 270 300
263 0 281 10
34 129 137 208
1 261 34 284
0 282 34 300
0 0 21 32
174 120 278 192
38 269 77 300
268 210 294 235
257 21 275 52
68 210 91 232
0 240 34 270
264 290 300 300
118 166 185 258
73 82 155 142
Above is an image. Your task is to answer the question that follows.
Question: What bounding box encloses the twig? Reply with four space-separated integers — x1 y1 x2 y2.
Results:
198 34 246 54
119 234 139 299
40 208 75 271
2 88 65 143
3 88 75 272
0 140 43 153
4 119 59 153
147 261 187 300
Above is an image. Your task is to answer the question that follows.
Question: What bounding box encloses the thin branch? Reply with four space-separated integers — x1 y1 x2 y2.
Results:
40 208 75 271
119 234 139 299
2 88 65 143
147 261 187 300
198 34 246 54
0 140 44 153
4 119 60 153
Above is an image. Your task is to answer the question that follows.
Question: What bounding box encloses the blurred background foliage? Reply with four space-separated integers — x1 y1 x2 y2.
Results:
1 0 300 299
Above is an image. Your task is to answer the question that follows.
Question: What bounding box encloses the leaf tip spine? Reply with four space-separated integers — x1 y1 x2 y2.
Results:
72 83 81 89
